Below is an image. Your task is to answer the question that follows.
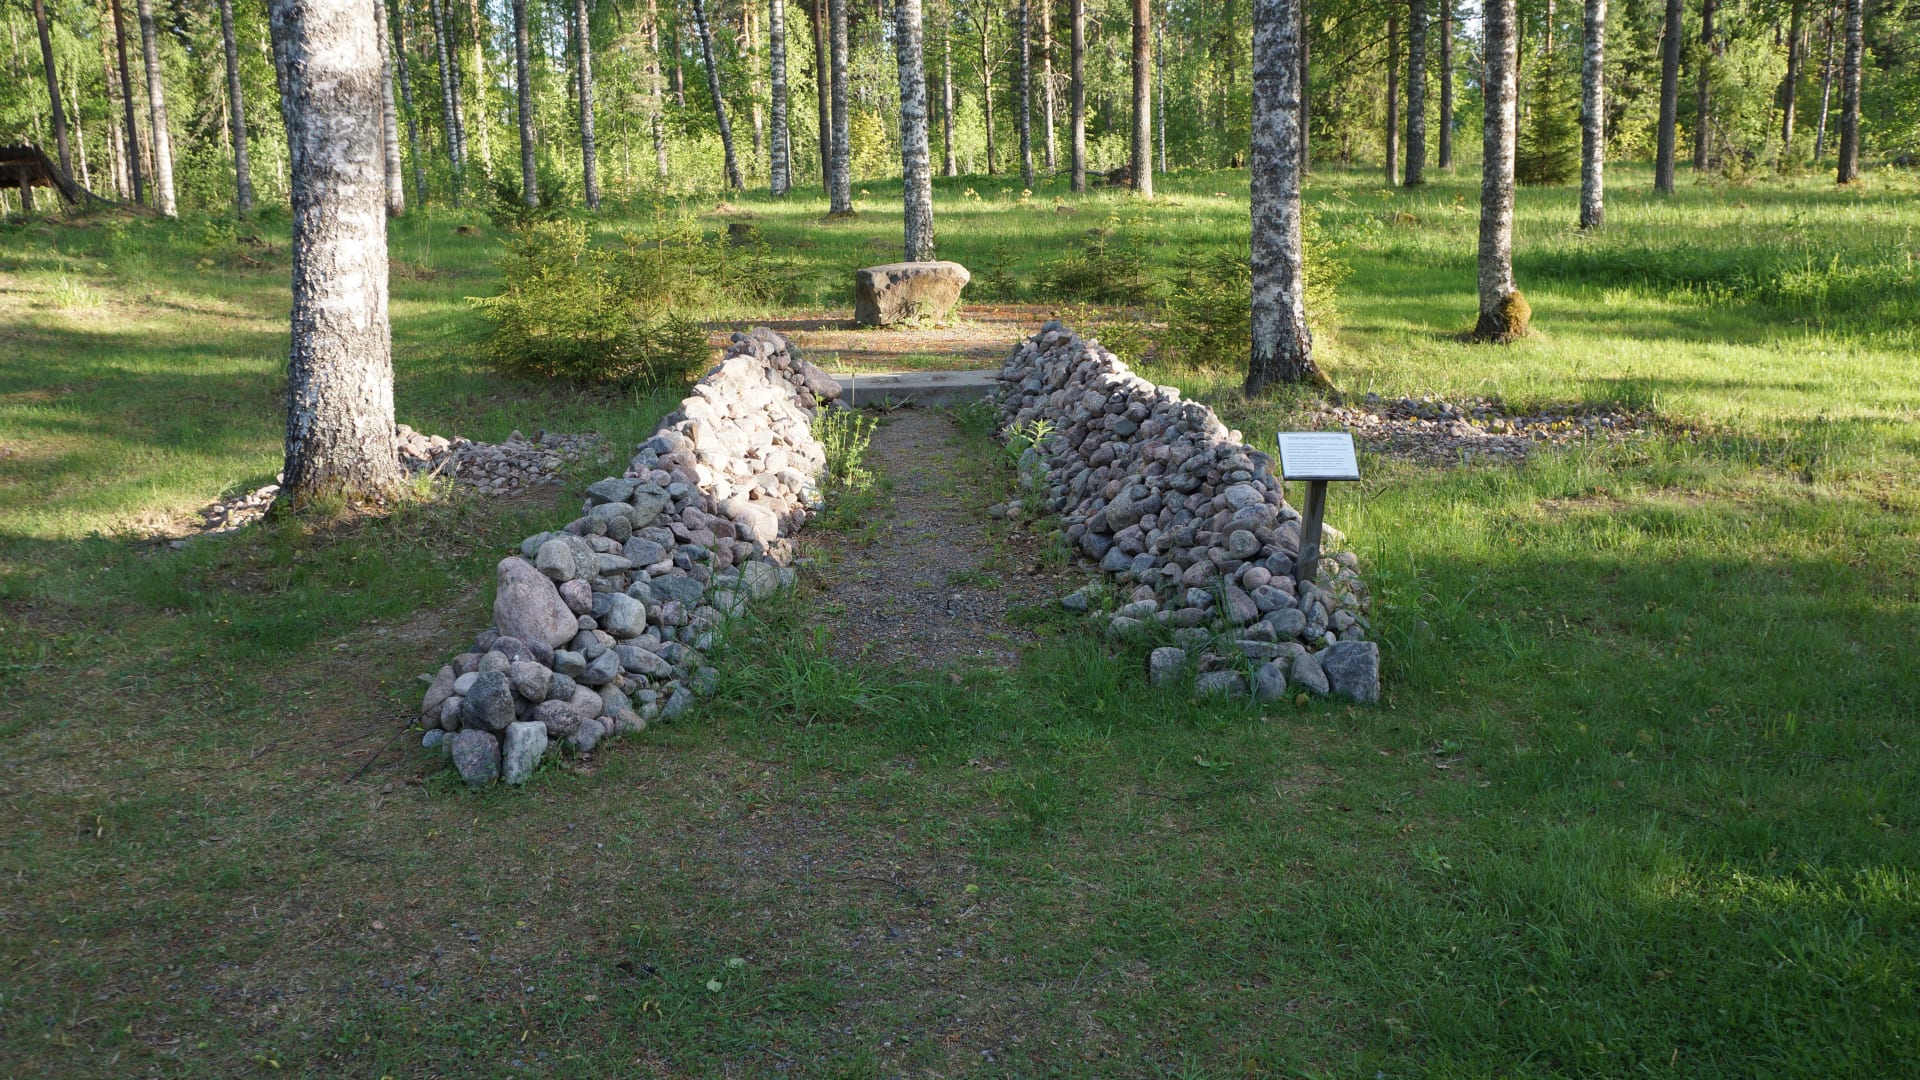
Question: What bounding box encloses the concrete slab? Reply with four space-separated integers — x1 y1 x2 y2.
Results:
838 369 998 408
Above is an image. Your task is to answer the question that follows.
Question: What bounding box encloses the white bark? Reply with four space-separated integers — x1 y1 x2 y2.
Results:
1248 0 1314 392
770 0 791 194
897 0 933 258
1018 0 1034 189
827 0 850 209
135 0 176 216
1130 0 1150 194
1069 0 1084 190
1579 0 1605 228
576 0 600 207
692 0 744 189
1474 0 1522 340
219 0 256 213
376 0 404 215
1835 0 1862 182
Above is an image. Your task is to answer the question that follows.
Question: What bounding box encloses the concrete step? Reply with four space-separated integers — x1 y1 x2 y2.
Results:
836 369 998 408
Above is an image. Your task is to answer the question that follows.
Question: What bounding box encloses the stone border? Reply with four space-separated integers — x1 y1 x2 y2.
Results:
416 328 843 785
991 322 1381 703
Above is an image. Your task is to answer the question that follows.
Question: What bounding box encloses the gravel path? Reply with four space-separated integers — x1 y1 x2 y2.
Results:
800 409 1064 670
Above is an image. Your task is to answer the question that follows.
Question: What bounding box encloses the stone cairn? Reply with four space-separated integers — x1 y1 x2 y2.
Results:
417 328 843 786
992 322 1381 703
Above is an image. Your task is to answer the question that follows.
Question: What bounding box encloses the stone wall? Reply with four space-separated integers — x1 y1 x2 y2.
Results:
416 328 842 785
992 322 1381 703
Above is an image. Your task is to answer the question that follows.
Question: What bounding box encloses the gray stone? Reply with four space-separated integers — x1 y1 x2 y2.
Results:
1290 651 1330 696
460 671 516 733
532 698 585 738
1264 607 1308 639
450 730 500 787
580 649 622 686
546 671 578 702
536 537 585 581
739 559 782 599
1319 640 1380 703
1194 670 1248 698
569 717 607 754
1100 547 1134 573
476 649 511 674
853 261 970 326
617 644 675 678
1148 647 1187 687
650 575 706 607
624 537 668 568
1225 529 1262 560
507 660 552 702
420 665 457 719
599 687 644 733
1251 660 1288 701
553 650 587 678
421 728 446 750
661 686 695 720
600 592 647 637
568 685 605 717
1221 586 1259 626
1106 616 1146 639
501 721 548 785
1237 639 1281 660
1060 587 1095 612
629 488 671 530
558 578 594 615
585 477 637 505
495 557 580 647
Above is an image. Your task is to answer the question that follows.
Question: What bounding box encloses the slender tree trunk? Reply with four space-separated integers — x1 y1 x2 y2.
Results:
575 0 600 206
97 19 127 198
1069 0 1084 189
1155 12 1164 172
1814 1 1835 158
134 0 176 216
1247 0 1315 393
391 0 428 204
1041 0 1056 170
1654 0 1682 193
110 0 144 204
1579 0 1604 227
1384 8 1399 185
669 16 686 107
979 9 996 173
1780 0 1803 151
267 0 404 507
375 0 405 215
1405 0 1425 185
1693 0 1715 171
770 0 791 193
31 0 72 177
1130 0 1150 193
1473 0 1524 341
897 0 933 258
464 0 491 180
1019 0 1034 187
827 0 850 206
942 20 957 174
1299 2 1308 172
70 74 91 188
511 0 537 203
811 0 830 180
691 0 744 189
744 5 765 161
1438 0 1452 168
648 0 669 178
1834 0 1861 182
428 0 465 201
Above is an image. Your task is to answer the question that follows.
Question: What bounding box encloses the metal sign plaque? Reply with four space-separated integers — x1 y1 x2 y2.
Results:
1276 432 1360 482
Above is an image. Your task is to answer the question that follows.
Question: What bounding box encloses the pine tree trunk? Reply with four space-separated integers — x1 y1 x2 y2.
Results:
1155 13 1164 172
1579 0 1604 227
1384 8 1399 185
942 21 957 175
1019 0 1034 188
897 0 933 258
827 0 850 207
267 0 403 507
576 0 600 206
1693 0 1715 171
669 17 686 108
1834 0 1861 182
1069 0 1084 190
1473 0 1524 342
376 0 405 215
770 0 791 193
1405 0 1425 185
1130 0 1151 194
428 0 465 201
97 18 131 199
1041 0 1056 170
648 0 669 178
1247 0 1315 393
692 0 744 189
511 0 537 204
135 0 176 216
1780 0 1803 151
1814 1 1835 158
979 11 996 174
31 0 72 177
1438 0 1452 168
1653 0 1682 193
391 0 428 204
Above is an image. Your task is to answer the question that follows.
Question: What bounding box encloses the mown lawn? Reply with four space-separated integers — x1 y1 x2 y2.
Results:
1 163 1916 1077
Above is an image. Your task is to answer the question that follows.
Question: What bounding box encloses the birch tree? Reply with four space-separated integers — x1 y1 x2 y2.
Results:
1069 0 1084 190
827 0 851 209
1781 0 1804 152
428 0 466 200
390 0 427 204
375 0 404 215
511 0 537 204
1247 0 1315 393
1579 0 1605 228
135 0 177 216
897 0 933 258
1834 0 1862 182
1693 0 1716 170
770 0 791 194
109 0 145 204
268 0 404 507
1439 0 1452 168
1018 0 1034 189
575 0 599 207
30 0 72 178
692 0 745 189
648 0 668 178
1405 0 1425 187
1654 0 1682 193
1130 0 1151 194
1472 0 1526 342
1384 8 1399 185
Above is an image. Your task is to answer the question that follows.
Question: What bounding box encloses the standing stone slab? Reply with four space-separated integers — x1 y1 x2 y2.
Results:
853 261 970 326
502 720 549 785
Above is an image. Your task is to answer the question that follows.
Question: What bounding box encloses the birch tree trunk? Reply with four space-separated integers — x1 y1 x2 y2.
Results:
1069 0 1083 190
1579 0 1605 228
943 18 957 175
1692 0 1716 171
1018 0 1034 188
511 0 537 204
428 0 465 201
30 0 72 177
1041 0 1055 170
979 9 996 174
375 0 405 215
1438 0 1452 168
827 0 851 208
1834 0 1861 182
391 0 427 204
770 0 791 193
692 0 745 189
97 18 130 199
219 0 255 211
1130 0 1151 194
1298 2 1308 172
268 0 403 507
1472 0 1525 342
463 0 491 180
1384 8 1399 185
1780 0 1803 151
1154 13 1164 172
135 0 177 216
1247 0 1316 393
668 16 685 107
575 0 600 206
896 0 933 258
1653 0 1682 193
812 0 830 180
1405 0 1425 186
648 0 668 177
1814 1 1835 158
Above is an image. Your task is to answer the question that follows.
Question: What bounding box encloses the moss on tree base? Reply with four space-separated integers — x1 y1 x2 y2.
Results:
1470 289 1532 343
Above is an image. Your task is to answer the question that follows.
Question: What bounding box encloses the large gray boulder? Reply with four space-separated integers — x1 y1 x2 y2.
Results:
1319 640 1380 703
495 557 580 647
853 261 970 326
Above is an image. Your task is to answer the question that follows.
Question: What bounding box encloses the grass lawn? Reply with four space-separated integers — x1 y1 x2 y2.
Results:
1 163 1917 1076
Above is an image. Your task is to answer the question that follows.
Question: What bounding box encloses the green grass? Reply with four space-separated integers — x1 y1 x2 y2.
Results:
1 163 1917 1076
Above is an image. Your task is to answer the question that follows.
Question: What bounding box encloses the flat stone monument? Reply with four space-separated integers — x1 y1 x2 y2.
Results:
854 261 970 327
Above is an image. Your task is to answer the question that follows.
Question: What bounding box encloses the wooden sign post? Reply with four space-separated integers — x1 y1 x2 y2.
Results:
1276 432 1360 586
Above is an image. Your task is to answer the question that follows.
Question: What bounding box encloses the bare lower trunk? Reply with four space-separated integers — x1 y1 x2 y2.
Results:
135 0 176 216
1299 6 1308 172
1154 14 1164 172
391 0 427 204
576 0 600 206
1438 0 1452 168
1019 0 1034 188
1579 0 1605 227
376 0 404 215
31 0 72 177
220 0 256 212
1814 1 1835 158
692 0 744 189
1834 0 1861 182
897 0 933 258
1069 0 1084 190
942 23 956 175
464 0 491 180
980 12 996 174
428 0 465 202
1473 0 1524 342
1693 0 1716 171
1247 0 1315 393
1130 0 1151 194
512 0 537 204
827 0 850 207
268 0 403 507
1781 0 1803 151
71 78 91 188
1404 0 1425 185
1654 0 1682 193
770 0 791 193
812 0 830 180
648 0 668 178
1041 0 1056 170
1384 8 1399 185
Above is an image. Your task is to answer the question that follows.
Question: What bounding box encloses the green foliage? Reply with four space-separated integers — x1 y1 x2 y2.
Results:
1518 56 1581 186
1034 213 1157 305
486 166 575 229
812 407 879 492
849 109 894 182
1158 206 1350 368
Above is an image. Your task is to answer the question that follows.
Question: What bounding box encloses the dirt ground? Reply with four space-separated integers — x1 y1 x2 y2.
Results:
712 304 1062 374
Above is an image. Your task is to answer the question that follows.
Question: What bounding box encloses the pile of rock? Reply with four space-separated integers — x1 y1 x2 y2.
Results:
993 322 1380 704
1308 393 1654 467
417 327 843 785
